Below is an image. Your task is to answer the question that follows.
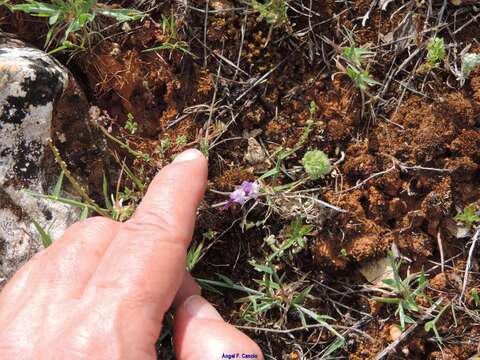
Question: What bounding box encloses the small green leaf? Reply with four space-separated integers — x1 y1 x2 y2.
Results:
321 337 346 358
292 285 312 305
472 289 480 307
102 174 113 211
426 37 446 68
32 218 52 248
424 320 435 332
373 296 401 304
12 2 58 16
455 204 480 228
398 302 406 330
196 279 223 295
48 10 61 25
294 304 342 338
250 0 289 28
382 278 398 288
161 15 168 33
80 205 89 220
97 8 144 22
187 240 204 272
216 273 235 287
342 45 373 67
45 26 55 47
52 170 64 197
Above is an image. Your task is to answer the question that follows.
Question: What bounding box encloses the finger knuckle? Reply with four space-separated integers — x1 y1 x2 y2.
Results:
122 210 188 245
82 216 117 228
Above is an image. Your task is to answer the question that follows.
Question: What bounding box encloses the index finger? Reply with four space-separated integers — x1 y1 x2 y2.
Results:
83 149 207 321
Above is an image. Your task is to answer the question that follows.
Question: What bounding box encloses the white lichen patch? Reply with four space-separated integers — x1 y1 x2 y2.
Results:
0 45 67 188
0 207 35 282
0 35 78 283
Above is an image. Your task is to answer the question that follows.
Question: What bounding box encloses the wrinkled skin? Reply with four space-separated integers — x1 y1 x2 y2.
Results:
0 149 263 360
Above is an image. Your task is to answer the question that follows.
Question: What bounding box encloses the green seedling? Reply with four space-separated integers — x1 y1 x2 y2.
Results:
424 303 450 344
187 230 216 271
199 262 344 356
455 204 480 228
204 229 217 240
156 138 172 161
112 189 135 221
199 137 209 157
143 14 194 57
197 216 345 357
200 261 315 323
302 150 332 180
471 289 480 308
346 66 380 92
373 257 429 331
266 218 314 261
248 0 289 46
249 0 288 28
124 113 138 135
175 135 188 147
247 261 326 326
342 44 374 68
9 0 143 51
426 37 446 69
159 138 172 151
340 42 379 93
296 101 317 147
106 156 147 222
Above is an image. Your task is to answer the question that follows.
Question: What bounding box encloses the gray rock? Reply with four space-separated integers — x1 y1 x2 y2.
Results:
0 33 90 284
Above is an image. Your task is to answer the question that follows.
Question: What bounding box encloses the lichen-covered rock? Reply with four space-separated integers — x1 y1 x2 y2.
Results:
0 33 90 284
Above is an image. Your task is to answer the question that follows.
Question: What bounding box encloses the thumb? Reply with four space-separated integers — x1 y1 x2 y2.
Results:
173 295 264 360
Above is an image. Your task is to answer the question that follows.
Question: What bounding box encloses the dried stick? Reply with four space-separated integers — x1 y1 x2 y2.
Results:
460 226 480 302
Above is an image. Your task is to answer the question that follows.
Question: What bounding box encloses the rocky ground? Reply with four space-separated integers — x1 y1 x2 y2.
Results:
1 0 480 359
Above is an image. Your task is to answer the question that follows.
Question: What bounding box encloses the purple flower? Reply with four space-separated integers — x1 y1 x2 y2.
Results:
230 188 247 205
240 181 260 199
222 181 260 210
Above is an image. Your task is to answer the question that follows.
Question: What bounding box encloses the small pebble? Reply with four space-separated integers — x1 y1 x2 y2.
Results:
389 325 402 341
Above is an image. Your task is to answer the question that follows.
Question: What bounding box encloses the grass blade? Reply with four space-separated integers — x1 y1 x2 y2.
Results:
31 218 52 248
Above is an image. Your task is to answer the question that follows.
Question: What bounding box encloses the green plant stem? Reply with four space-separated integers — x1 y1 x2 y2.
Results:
97 124 150 161
48 139 108 217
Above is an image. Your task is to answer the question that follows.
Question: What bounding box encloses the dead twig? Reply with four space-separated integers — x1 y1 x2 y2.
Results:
281 194 347 213
437 230 445 273
460 226 480 303
336 162 396 195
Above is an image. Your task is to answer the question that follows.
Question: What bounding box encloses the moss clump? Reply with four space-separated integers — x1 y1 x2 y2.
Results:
302 150 332 180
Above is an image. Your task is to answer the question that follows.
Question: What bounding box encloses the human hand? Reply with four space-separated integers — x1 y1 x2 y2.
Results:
0 149 263 360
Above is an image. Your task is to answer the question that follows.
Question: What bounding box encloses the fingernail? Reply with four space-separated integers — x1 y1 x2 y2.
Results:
184 295 223 320
173 149 203 163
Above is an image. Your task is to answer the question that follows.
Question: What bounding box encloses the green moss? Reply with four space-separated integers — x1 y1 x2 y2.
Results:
302 150 332 180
